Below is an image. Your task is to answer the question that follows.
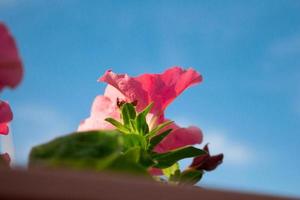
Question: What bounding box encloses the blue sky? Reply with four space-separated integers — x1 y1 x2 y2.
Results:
1 0 300 197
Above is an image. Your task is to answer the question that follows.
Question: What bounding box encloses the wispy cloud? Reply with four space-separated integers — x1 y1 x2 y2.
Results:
174 117 255 166
11 103 74 166
200 129 254 166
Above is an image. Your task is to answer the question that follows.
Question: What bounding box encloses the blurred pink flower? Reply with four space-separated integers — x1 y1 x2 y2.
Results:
0 22 23 91
78 67 203 152
0 22 23 135
0 101 13 135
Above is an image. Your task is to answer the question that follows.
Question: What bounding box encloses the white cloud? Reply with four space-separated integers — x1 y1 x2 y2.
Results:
173 118 255 166
10 104 74 166
200 129 254 166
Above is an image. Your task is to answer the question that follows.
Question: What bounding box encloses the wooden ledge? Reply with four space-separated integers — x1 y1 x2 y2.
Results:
0 168 297 200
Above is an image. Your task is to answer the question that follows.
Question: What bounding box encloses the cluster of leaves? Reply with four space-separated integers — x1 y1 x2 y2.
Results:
29 102 209 185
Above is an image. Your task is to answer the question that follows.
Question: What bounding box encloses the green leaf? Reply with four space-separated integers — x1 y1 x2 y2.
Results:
169 169 181 183
121 103 136 128
136 112 149 135
139 149 156 168
153 146 206 169
140 102 153 117
179 169 203 185
29 131 152 176
162 162 180 178
148 129 172 151
148 120 173 138
108 147 148 175
29 130 123 170
120 147 141 163
134 103 153 135
105 118 130 134
129 119 137 132
123 134 147 151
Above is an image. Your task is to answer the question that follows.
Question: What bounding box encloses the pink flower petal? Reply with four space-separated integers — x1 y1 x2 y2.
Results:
154 123 203 153
99 67 202 113
103 84 127 106
99 70 148 112
77 96 120 132
137 67 202 112
0 23 23 91
0 123 9 135
0 101 13 135
148 167 163 176
0 101 13 123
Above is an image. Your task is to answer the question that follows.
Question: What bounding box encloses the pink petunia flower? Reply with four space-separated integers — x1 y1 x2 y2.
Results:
78 67 203 153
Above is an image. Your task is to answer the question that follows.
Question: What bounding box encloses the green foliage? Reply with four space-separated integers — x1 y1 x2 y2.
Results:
152 146 206 168
179 169 203 185
136 112 149 135
30 102 211 186
29 130 123 171
121 103 136 130
147 120 173 138
162 162 180 178
105 118 130 134
148 129 172 151
123 134 147 151
169 169 181 183
108 147 148 175
105 102 172 139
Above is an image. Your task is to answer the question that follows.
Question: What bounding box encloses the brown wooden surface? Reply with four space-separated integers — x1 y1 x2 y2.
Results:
0 167 298 200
